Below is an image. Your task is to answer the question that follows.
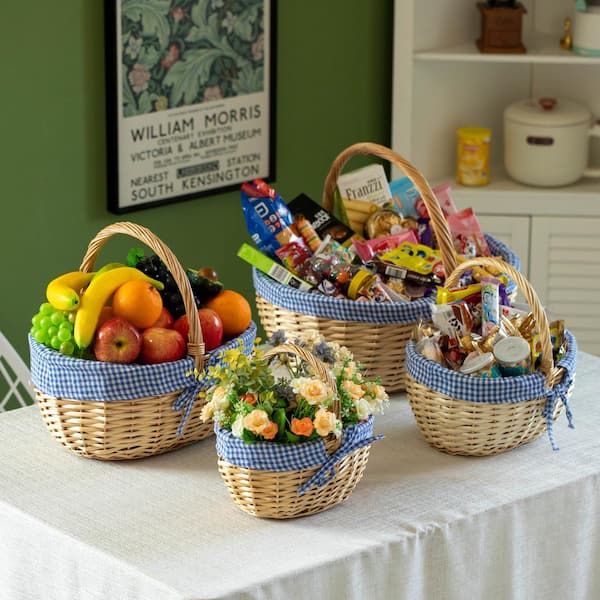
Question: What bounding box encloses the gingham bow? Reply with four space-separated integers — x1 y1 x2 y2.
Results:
298 427 384 495
172 376 206 436
543 374 575 451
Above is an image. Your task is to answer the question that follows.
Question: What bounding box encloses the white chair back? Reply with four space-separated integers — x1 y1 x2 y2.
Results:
0 331 33 411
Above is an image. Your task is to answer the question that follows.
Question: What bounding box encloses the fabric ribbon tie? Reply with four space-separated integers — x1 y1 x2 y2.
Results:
297 427 383 496
543 375 575 452
172 377 205 437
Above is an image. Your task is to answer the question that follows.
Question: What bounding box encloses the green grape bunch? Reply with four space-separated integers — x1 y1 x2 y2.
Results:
30 302 77 356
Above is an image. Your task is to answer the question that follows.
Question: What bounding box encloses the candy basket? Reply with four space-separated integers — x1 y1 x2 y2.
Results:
216 342 381 519
254 142 521 392
29 222 256 460
405 257 577 457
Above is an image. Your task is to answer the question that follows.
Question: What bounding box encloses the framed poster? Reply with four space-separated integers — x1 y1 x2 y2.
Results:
105 0 276 214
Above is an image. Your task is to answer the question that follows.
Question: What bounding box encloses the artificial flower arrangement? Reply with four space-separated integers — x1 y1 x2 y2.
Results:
199 330 389 444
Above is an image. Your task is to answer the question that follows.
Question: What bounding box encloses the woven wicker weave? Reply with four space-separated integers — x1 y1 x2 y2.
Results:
405 257 575 457
33 222 241 460
256 142 459 392
217 343 373 519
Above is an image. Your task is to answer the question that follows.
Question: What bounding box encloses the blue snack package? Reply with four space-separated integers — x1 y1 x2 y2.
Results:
389 176 420 218
240 179 298 258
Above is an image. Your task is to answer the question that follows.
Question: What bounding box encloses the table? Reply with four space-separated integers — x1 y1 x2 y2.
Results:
1 352 599 600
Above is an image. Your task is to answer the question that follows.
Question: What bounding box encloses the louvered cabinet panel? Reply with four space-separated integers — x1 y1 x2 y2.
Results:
530 217 600 356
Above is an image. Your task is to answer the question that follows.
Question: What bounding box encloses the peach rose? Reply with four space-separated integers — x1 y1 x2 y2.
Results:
293 378 331 405
261 421 278 440
240 392 257 406
342 379 365 401
243 409 270 435
313 408 337 437
200 400 214 423
291 417 314 437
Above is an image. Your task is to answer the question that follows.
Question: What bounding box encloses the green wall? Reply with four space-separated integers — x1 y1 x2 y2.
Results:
0 1 392 367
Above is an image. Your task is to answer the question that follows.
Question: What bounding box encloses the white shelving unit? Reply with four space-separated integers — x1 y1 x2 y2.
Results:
392 0 600 354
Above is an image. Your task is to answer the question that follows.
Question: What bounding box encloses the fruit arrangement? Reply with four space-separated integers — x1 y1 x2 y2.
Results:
31 254 253 365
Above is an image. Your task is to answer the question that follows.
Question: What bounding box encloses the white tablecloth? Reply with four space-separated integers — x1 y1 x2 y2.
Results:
1 352 599 600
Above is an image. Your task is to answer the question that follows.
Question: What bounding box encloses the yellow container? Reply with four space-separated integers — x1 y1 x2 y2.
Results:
456 127 491 186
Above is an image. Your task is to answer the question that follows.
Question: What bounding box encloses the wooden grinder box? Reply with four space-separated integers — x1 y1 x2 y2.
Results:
476 2 527 54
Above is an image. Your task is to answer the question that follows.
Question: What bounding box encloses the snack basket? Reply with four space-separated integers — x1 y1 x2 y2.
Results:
254 142 521 392
405 257 577 457
216 342 382 519
29 222 256 461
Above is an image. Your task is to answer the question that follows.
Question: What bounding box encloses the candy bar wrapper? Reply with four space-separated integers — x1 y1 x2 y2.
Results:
288 193 359 248
241 180 300 258
446 207 491 257
431 304 470 339
237 243 313 291
481 277 500 337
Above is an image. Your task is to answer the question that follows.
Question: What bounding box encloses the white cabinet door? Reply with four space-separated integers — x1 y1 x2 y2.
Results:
530 217 600 356
477 215 530 277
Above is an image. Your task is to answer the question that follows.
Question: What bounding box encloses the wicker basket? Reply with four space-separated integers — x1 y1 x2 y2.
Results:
216 343 381 519
30 221 256 460
405 257 577 457
255 142 521 392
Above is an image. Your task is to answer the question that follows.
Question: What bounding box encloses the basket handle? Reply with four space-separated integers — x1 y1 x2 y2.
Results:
262 342 342 450
321 142 457 276
444 257 562 387
78 221 205 371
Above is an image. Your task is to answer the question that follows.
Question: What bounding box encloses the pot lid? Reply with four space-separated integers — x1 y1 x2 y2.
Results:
505 97 591 127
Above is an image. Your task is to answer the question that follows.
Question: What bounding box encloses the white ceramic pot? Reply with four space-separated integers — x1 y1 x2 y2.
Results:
504 97 600 187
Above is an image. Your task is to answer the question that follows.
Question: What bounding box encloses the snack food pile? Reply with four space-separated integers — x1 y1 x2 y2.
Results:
413 280 566 378
238 171 500 303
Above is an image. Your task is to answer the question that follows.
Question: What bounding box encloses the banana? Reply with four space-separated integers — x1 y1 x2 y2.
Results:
46 271 95 311
92 262 125 279
74 267 164 349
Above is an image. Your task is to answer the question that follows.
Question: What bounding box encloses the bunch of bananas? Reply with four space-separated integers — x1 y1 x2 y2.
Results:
45 264 163 350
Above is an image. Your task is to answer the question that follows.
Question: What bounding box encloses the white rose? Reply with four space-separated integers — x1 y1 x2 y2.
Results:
211 386 230 411
355 397 371 420
231 414 244 438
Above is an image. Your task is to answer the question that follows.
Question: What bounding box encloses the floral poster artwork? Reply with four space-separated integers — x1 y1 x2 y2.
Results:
121 0 266 117
105 0 275 213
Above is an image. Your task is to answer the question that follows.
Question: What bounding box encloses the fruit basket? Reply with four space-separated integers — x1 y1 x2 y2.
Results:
29 221 256 460
254 142 521 392
405 257 577 457
204 333 387 518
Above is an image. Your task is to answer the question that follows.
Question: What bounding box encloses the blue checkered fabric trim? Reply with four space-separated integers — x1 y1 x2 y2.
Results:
28 321 257 401
253 234 520 324
216 415 375 471
405 330 578 450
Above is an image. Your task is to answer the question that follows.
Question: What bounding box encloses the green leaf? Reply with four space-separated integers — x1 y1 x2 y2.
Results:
285 431 301 444
126 247 145 267
233 5 260 42
272 408 287 442
242 429 258 443
122 77 138 117
122 0 171 51
233 63 264 95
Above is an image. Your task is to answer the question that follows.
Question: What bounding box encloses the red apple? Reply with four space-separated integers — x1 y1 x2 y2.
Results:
174 308 223 351
93 317 142 363
139 327 186 364
150 306 174 329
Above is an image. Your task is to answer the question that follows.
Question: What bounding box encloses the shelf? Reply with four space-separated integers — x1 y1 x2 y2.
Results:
434 166 600 217
414 32 600 65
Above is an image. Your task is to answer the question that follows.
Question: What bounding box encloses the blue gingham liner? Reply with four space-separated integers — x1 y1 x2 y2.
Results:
29 321 257 434
216 415 382 495
253 234 521 324
405 330 577 450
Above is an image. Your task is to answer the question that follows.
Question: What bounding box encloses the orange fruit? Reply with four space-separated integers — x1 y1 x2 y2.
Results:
204 289 252 339
112 280 163 329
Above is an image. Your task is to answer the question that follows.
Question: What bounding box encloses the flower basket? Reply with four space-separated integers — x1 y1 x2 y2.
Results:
29 221 256 460
254 142 521 393
207 337 386 519
405 257 577 457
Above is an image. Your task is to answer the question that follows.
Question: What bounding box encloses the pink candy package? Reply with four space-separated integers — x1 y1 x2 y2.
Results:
352 230 418 263
414 182 458 219
446 207 491 257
